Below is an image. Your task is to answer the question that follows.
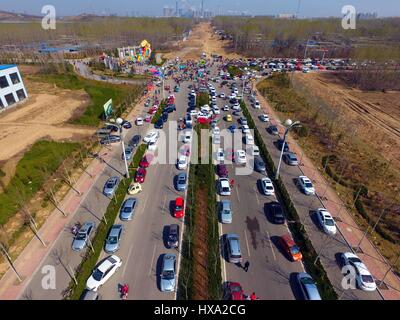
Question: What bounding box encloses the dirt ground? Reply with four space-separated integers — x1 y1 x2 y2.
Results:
293 72 400 171
163 22 241 61
0 72 93 189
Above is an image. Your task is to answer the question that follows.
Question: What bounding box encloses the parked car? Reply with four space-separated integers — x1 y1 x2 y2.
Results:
147 141 157 151
259 177 275 195
154 118 163 129
315 208 337 235
143 130 160 143
259 114 269 122
216 164 229 178
296 272 322 300
119 198 138 221
134 167 147 183
235 150 247 164
122 120 132 129
139 153 154 168
248 145 260 156
244 134 254 145
241 125 250 134
279 234 302 262
340 252 377 291
228 125 237 133
216 148 225 161
104 224 123 253
254 156 266 173
224 282 246 300
103 176 120 197
276 139 290 152
160 254 177 292
177 155 188 170
130 135 141 147
265 201 285 224
218 178 231 196
127 182 142 195
220 200 233 224
283 152 299 166
225 114 233 122
267 125 279 135
86 255 122 291
174 197 185 218
100 135 121 145
298 176 315 195
122 145 133 161
167 224 180 249
72 221 95 251
175 172 187 191
225 234 242 263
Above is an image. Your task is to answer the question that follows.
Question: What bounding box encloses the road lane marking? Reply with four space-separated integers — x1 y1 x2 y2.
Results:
266 230 276 261
254 185 260 205
123 244 135 277
235 184 240 202
148 243 157 277
140 194 149 215
244 229 251 257
162 195 167 215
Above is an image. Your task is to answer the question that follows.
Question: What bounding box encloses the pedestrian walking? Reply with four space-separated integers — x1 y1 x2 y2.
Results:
243 261 250 272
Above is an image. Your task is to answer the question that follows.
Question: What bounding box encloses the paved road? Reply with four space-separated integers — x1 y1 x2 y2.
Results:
97 77 192 300
242 83 382 300
208 64 304 300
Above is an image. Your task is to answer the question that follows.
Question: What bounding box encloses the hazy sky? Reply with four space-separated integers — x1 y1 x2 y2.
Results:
2 0 399 17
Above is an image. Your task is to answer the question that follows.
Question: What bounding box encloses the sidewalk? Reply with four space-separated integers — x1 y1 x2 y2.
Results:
254 82 400 300
0 92 151 300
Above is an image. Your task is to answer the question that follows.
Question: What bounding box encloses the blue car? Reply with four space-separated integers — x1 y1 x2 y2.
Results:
228 125 237 133
103 176 120 197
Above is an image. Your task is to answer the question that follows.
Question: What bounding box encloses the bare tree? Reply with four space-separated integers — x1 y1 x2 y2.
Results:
0 228 23 282
51 247 77 285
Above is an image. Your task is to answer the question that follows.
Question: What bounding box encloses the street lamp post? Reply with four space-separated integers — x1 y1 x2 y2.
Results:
275 119 301 180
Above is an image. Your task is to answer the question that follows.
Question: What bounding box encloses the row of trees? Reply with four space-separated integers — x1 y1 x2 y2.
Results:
212 16 400 60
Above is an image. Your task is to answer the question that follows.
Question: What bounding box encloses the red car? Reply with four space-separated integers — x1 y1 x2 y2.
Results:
144 115 152 122
225 282 245 300
148 106 158 115
139 154 154 168
174 197 185 218
134 167 147 183
197 117 211 124
216 164 228 178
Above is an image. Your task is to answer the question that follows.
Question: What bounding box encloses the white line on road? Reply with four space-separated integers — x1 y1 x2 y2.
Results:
244 229 251 257
140 194 149 215
266 230 276 261
148 243 157 277
235 185 240 202
254 186 260 205
123 244 136 277
162 195 167 214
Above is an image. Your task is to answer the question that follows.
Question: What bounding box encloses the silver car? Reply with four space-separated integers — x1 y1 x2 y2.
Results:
283 152 299 166
225 234 242 263
104 224 123 253
72 221 95 251
220 200 233 224
175 172 187 191
160 254 176 292
296 272 322 300
119 198 138 221
103 176 120 197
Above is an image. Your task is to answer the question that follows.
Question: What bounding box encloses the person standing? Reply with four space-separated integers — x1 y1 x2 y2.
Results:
243 261 250 272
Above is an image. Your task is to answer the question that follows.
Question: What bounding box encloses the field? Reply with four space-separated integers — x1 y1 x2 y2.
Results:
257 72 400 271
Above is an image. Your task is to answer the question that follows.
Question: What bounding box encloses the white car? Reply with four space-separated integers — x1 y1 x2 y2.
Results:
213 127 220 136
316 208 337 235
143 131 159 143
241 125 250 134
340 252 377 291
182 130 192 143
259 177 275 195
213 134 221 144
229 93 236 100
190 109 198 117
245 134 254 145
86 255 122 291
147 141 157 151
233 88 239 94
223 105 230 111
220 93 226 99
259 114 269 122
248 145 260 156
135 117 144 126
218 178 231 196
177 155 187 170
298 176 315 195
216 148 225 161
213 107 220 115
253 101 261 109
235 150 247 164
232 104 241 111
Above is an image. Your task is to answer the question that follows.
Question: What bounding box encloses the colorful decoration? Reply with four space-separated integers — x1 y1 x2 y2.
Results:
136 40 152 62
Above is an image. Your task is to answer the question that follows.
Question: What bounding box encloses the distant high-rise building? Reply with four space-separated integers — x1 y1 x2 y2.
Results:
277 13 297 19
163 6 174 17
357 12 378 20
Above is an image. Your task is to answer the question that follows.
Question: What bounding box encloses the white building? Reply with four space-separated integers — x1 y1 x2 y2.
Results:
0 64 28 111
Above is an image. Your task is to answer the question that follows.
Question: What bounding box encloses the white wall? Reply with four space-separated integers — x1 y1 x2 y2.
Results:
0 66 28 110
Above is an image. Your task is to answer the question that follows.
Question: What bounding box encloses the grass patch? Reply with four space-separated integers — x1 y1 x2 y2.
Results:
66 143 147 300
0 140 80 226
30 65 145 126
241 100 338 300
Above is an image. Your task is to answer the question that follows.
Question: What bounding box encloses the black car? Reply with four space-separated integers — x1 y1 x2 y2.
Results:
106 124 119 133
122 121 132 129
253 156 266 173
267 125 279 135
276 139 290 152
100 135 121 145
164 105 176 113
154 118 164 129
167 224 180 248
162 112 169 123
130 134 141 147
265 201 285 224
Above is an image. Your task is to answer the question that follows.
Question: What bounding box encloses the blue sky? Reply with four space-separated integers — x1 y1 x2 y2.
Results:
2 0 399 17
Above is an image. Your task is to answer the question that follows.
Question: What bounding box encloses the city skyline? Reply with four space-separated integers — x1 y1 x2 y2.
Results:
1 0 399 18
